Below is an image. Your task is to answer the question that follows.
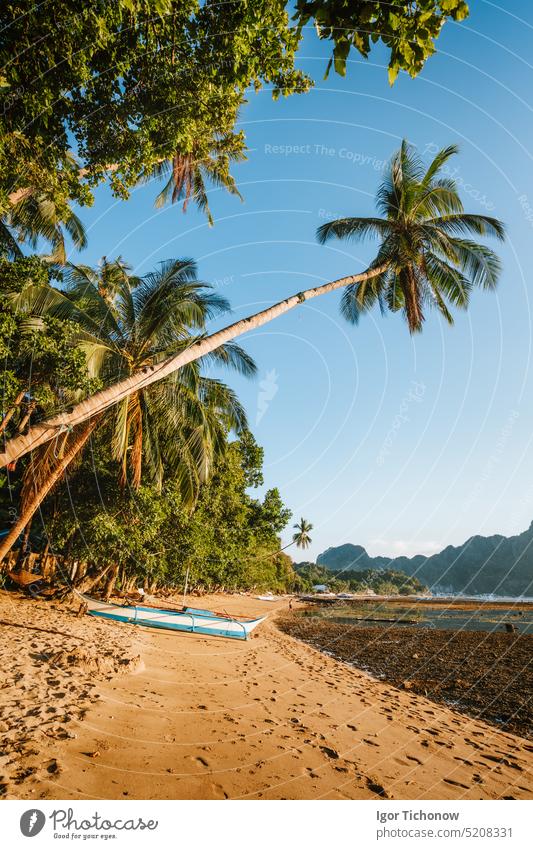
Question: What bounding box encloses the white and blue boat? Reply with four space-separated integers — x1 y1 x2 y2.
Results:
82 594 266 640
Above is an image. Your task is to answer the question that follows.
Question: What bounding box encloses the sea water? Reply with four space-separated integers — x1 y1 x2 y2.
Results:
301 601 533 634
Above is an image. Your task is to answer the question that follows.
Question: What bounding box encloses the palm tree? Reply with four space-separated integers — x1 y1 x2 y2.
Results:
247 517 313 565
0 259 255 562
0 141 505 469
140 132 245 226
292 518 313 550
0 191 87 263
60 258 255 492
316 141 504 333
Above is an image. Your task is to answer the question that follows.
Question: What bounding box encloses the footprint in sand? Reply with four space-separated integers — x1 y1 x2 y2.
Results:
367 778 389 798
319 746 339 760
443 778 470 790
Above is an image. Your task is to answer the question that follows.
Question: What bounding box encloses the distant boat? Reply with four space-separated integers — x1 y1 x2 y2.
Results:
82 594 266 640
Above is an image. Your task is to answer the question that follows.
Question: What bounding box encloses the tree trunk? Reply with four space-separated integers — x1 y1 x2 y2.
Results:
16 520 32 568
75 562 113 594
0 264 388 468
0 389 25 435
17 401 36 433
0 419 98 565
104 564 119 600
39 537 50 566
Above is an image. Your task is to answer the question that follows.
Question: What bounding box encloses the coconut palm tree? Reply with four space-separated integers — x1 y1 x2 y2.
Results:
140 132 245 226
292 518 313 550
247 517 313 566
316 141 504 332
0 191 87 263
0 259 255 562
0 141 505 469
59 258 255 491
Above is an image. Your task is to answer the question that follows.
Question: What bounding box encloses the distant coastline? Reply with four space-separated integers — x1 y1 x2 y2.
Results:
308 520 533 597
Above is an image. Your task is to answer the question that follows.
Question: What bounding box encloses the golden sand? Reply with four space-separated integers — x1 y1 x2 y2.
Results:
0 591 531 800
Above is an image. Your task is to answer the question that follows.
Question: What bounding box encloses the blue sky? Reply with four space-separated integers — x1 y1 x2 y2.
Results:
70 2 533 561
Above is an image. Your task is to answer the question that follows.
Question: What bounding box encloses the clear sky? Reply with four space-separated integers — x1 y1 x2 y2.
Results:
69 1 533 562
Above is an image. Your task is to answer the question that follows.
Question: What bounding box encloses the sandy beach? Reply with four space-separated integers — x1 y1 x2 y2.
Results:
0 590 531 801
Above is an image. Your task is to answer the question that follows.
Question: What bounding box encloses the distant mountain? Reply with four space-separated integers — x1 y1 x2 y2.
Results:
316 522 533 596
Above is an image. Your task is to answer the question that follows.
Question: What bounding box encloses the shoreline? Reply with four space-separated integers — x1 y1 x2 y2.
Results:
1 590 532 800
300 595 533 610
279 614 533 739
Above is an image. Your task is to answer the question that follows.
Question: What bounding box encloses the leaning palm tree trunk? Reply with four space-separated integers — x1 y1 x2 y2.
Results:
0 265 387 468
0 418 99 564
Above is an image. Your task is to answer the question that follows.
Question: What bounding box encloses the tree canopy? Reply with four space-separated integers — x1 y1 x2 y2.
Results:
1 1 469 237
317 141 504 333
30 429 297 593
295 1 469 82
0 256 97 419
0 1 309 222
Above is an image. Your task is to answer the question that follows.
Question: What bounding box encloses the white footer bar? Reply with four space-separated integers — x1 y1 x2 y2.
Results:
3 799 531 848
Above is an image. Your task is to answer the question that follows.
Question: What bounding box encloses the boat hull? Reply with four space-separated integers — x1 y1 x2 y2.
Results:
81 595 265 640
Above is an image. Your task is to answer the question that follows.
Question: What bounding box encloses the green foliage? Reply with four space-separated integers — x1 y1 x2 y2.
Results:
294 562 427 594
32 256 255 497
238 430 265 488
292 517 313 549
0 1 461 237
0 256 96 415
295 1 469 81
317 141 504 333
0 1 310 226
0 185 87 263
39 431 297 592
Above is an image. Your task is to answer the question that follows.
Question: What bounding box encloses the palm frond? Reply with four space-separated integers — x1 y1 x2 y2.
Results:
316 217 391 244
0 220 23 258
446 238 502 290
424 254 472 308
413 180 464 218
199 341 257 377
430 213 505 240
316 141 504 334
420 144 459 187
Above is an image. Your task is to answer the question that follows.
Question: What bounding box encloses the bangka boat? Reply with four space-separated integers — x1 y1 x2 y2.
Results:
81 594 266 640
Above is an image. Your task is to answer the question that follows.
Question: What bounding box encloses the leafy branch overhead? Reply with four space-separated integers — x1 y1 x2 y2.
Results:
1 0 468 242
294 0 469 82
0 1 309 228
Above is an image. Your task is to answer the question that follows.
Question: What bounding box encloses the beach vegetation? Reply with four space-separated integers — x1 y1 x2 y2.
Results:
0 255 255 562
295 1 469 82
0 1 467 254
3 141 505 467
15 429 298 595
294 562 427 595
